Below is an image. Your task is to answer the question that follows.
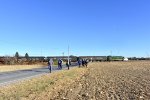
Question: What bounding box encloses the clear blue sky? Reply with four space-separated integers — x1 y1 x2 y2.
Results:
0 0 150 57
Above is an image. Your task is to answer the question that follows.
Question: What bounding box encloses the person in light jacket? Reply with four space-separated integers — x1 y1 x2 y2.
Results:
48 58 53 73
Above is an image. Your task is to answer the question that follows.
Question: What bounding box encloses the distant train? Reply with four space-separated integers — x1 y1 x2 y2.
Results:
79 56 125 62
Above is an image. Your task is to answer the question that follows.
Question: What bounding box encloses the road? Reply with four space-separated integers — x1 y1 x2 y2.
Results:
0 63 77 86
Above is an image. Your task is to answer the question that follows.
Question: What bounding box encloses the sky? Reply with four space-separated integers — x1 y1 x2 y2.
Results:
0 0 150 57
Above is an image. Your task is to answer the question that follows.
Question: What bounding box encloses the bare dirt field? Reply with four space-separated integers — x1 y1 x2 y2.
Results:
46 61 150 100
1 61 150 100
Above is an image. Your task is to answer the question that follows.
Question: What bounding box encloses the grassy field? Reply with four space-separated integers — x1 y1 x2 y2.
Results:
0 65 45 72
0 61 150 100
0 67 87 100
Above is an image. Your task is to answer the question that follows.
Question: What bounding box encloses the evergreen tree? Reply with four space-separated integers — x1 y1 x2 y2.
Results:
25 53 29 60
15 52 19 62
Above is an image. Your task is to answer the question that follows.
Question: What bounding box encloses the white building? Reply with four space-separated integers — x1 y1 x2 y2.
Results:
124 57 128 61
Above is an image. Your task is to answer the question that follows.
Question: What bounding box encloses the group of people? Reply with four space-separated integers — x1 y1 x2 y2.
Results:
47 58 63 73
78 59 88 67
47 58 67 73
48 58 89 73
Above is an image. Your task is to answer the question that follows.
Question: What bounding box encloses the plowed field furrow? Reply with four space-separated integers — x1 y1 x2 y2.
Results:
50 62 150 100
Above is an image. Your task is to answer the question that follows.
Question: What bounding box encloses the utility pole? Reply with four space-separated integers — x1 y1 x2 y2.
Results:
40 48 43 64
67 45 70 70
146 52 149 58
41 48 42 57
110 50 112 56
62 52 64 59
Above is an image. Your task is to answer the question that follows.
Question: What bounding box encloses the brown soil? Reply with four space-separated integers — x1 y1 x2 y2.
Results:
49 61 150 100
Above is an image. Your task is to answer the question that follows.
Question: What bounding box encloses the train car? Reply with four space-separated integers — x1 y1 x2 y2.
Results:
108 56 124 61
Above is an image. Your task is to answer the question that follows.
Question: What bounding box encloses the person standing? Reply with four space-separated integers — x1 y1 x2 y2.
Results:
58 59 62 69
48 58 53 73
66 61 69 70
85 59 88 67
82 59 85 67
69 60 71 65
78 59 81 67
